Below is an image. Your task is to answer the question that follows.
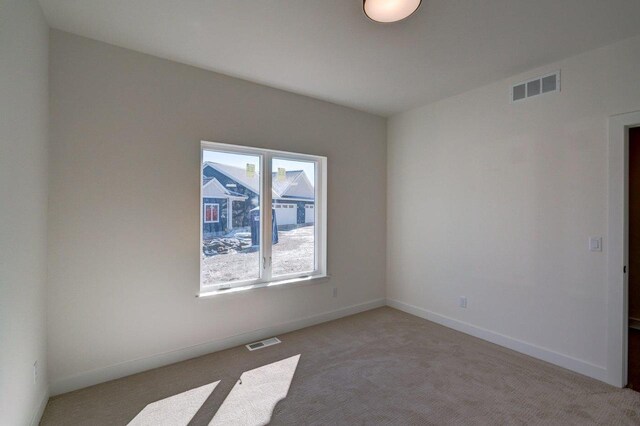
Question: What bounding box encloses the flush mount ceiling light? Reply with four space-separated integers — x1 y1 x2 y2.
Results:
363 0 422 23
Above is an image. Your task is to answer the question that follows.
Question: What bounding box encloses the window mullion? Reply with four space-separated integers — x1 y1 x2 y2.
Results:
262 153 273 282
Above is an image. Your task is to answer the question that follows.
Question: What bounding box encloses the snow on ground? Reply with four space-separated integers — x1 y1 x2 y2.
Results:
202 225 314 286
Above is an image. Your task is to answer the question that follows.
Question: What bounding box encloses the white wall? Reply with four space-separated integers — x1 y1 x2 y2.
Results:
0 0 49 424
47 31 386 394
387 35 640 383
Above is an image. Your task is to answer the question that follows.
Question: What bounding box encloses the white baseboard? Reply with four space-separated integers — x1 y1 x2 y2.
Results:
30 390 49 426
386 298 610 384
50 298 385 396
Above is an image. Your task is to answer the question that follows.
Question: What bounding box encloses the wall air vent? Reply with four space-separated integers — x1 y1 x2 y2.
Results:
246 337 281 351
511 71 560 103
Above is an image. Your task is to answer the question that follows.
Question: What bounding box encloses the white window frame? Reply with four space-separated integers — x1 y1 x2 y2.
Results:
203 203 220 224
199 141 328 294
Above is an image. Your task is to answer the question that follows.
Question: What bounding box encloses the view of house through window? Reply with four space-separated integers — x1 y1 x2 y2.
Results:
201 142 325 291
201 151 261 285
271 158 315 277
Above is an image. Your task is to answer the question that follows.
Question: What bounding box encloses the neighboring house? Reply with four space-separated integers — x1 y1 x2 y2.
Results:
271 169 316 225
202 162 314 237
202 177 247 239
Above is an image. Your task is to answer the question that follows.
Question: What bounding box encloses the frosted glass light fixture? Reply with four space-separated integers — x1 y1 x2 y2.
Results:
363 0 422 23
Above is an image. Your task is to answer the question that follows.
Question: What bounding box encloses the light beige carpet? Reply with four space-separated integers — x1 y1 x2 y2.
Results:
41 307 640 425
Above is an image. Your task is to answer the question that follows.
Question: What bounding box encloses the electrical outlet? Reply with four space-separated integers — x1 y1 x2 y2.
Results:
33 361 38 384
332 287 338 298
459 296 467 308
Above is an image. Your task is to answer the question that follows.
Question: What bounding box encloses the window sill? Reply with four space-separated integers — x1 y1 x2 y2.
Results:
197 274 330 299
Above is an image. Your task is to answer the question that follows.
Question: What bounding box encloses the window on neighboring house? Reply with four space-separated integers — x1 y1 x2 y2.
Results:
200 141 327 293
203 203 219 223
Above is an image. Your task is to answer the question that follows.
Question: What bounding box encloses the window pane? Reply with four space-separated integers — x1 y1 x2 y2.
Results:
202 150 261 286
271 158 316 277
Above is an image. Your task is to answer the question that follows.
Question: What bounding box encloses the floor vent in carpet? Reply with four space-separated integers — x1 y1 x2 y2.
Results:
246 337 281 351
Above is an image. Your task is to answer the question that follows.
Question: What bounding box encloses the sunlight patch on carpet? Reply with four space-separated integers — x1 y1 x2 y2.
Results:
209 354 300 425
128 381 219 426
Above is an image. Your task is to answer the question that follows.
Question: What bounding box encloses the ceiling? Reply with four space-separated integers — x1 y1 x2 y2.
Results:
38 0 640 117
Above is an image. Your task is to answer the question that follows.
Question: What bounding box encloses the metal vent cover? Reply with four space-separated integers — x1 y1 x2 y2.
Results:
246 337 281 351
511 71 560 102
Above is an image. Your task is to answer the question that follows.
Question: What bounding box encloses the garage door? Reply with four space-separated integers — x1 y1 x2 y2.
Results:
305 204 315 224
274 203 297 225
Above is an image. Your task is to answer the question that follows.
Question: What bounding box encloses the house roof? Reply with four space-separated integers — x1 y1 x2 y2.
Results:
271 170 302 196
204 161 261 194
203 162 314 200
202 177 247 199
272 170 314 200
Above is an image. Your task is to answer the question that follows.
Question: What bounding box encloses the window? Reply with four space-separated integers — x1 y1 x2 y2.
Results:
200 141 327 292
203 203 219 223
